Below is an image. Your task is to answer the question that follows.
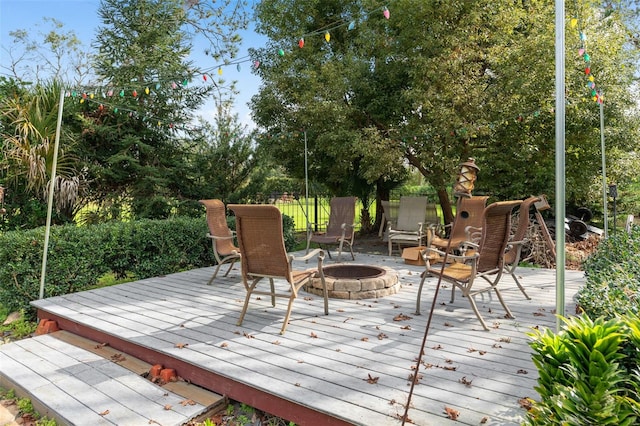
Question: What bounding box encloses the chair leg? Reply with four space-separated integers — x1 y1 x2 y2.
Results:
269 278 276 307
511 272 531 300
415 273 428 315
237 277 260 326
493 287 515 319
280 294 297 334
466 294 490 331
207 263 223 285
222 260 236 277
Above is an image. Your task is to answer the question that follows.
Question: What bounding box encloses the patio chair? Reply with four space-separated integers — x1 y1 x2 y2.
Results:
378 200 399 239
416 200 522 330
388 196 430 256
430 195 489 253
199 199 240 285
306 196 357 261
502 195 541 300
229 204 328 334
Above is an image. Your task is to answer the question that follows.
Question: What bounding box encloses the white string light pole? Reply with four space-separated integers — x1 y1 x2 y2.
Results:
39 88 65 300
402 158 479 425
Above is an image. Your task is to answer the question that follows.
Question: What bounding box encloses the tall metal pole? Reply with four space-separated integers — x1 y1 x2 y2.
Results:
600 98 608 238
39 88 65 300
554 0 566 330
304 131 310 238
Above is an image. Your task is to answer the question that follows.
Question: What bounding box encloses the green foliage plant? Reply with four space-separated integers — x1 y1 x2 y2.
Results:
526 314 640 425
577 226 640 320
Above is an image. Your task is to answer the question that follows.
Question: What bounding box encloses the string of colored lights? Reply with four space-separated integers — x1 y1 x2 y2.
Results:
570 10 603 104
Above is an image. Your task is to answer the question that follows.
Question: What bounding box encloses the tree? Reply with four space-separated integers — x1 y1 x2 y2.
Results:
251 0 640 225
76 0 249 220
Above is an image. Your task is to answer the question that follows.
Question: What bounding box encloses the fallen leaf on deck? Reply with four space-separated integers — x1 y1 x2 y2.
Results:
175 343 188 349
377 333 388 340
164 404 172 410
220 342 228 348
519 397 533 410
432 344 443 350
180 399 196 406
310 332 318 338
401 325 411 330
517 369 528 374
99 410 110 416
480 416 489 423
444 406 459 420
271 340 280 345
393 313 412 321
361 337 369 342
364 374 379 384
458 376 473 387
243 332 254 339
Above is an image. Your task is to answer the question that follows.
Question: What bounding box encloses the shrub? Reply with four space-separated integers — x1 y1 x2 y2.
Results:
0 213 297 317
526 314 640 425
577 226 640 319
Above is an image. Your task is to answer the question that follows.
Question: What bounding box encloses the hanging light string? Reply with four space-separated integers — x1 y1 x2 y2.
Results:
64 4 394 128
570 5 603 104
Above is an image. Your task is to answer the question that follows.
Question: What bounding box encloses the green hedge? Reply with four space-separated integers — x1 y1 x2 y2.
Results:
577 225 640 319
0 214 297 317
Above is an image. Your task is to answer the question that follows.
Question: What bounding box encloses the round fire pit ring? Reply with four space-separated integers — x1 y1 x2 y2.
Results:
305 264 399 300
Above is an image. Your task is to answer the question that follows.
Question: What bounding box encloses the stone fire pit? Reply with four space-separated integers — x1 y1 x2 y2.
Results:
305 264 399 300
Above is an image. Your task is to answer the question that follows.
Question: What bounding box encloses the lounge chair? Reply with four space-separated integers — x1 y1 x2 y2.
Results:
306 196 357 261
416 200 522 330
430 195 489 253
388 196 430 256
199 199 240 285
229 204 328 334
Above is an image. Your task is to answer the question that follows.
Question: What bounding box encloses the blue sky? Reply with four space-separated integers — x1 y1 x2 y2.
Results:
0 0 264 128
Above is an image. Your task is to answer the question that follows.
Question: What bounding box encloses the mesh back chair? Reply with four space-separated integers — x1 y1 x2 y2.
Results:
199 199 240 284
431 196 489 253
306 196 357 261
230 204 328 334
503 196 541 300
417 200 522 330
388 196 429 255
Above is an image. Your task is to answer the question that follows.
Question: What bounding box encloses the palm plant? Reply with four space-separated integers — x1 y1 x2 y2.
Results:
1 80 85 223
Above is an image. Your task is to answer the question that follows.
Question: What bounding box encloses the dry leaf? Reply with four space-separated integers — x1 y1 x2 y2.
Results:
310 332 318 338
243 332 254 339
220 342 228 348
180 399 196 406
377 333 388 340
517 369 528 374
442 365 457 371
400 325 411 330
518 397 533 410
444 406 459 420
479 350 487 355
337 309 345 312
304 297 312 301
393 313 412 321
175 343 188 349
99 409 110 416
164 404 172 410
467 347 477 353
361 337 369 342
364 374 379 384
295 383 301 387
443 322 453 327
480 416 489 423
271 340 281 345
110 353 126 362
432 344 443 350
458 376 473 387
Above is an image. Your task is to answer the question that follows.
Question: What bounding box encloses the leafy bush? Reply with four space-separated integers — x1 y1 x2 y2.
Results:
577 226 640 319
0 213 297 317
526 314 640 425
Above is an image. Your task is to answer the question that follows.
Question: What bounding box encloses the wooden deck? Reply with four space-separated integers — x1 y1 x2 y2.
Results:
4 252 584 425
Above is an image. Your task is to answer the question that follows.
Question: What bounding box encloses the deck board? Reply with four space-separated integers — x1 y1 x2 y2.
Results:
17 252 584 425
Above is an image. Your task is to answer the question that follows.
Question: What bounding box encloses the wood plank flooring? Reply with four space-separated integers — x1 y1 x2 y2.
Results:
6 252 584 425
